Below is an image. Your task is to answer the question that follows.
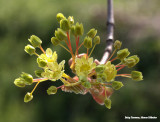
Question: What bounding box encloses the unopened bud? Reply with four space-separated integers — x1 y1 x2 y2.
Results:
24 92 33 103
14 78 26 87
68 16 74 25
112 81 124 90
47 86 57 95
131 71 143 81
55 28 67 41
114 40 122 49
117 48 130 60
75 22 84 36
37 58 47 67
104 98 111 109
124 58 136 68
94 36 100 45
129 55 139 64
24 44 36 55
60 18 70 31
87 28 97 38
51 37 60 46
56 13 65 23
84 36 92 49
71 25 76 35
28 35 42 48
34 70 43 77
21 72 33 85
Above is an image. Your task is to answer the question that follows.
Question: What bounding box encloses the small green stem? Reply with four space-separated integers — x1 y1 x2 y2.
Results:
60 78 71 85
39 45 45 54
89 44 96 57
65 81 81 87
59 43 71 54
107 49 116 61
109 57 118 62
78 42 84 50
34 52 39 57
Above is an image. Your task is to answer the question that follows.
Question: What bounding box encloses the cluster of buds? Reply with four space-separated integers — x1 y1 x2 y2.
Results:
14 13 143 109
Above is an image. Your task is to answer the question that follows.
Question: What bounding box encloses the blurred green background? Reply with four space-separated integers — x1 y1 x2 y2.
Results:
0 0 160 122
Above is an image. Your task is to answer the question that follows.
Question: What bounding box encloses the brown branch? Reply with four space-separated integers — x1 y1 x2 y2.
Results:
100 0 114 64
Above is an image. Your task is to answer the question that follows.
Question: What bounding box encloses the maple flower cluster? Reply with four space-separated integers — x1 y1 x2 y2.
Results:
14 13 143 109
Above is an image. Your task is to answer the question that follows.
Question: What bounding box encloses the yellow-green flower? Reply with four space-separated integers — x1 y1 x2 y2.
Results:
75 56 96 77
103 61 117 82
96 61 117 82
41 60 65 81
37 48 57 67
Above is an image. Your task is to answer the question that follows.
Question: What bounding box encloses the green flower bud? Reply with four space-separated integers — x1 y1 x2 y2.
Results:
24 44 36 55
60 18 70 31
97 74 106 82
47 86 57 95
117 48 130 60
84 36 92 49
131 71 143 81
124 55 139 68
55 28 67 41
34 70 43 77
104 98 111 109
21 72 33 85
56 13 65 23
37 58 47 67
24 92 33 103
93 36 100 45
129 55 139 64
112 81 124 90
75 22 84 36
114 40 122 49
79 75 87 82
82 81 91 88
28 35 42 48
51 37 60 46
71 25 76 35
68 16 74 25
87 28 97 38
14 78 26 87
124 58 136 68
95 64 105 74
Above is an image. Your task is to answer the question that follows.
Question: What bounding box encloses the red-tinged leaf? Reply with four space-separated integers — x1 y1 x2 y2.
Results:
61 76 88 95
90 86 113 105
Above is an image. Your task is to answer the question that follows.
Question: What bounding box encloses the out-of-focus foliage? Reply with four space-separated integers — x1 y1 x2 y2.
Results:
0 0 160 122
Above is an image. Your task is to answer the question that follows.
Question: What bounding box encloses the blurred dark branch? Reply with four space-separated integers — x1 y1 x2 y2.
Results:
100 0 114 64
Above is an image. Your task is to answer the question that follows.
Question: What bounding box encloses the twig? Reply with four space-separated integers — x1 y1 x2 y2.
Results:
100 0 114 64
